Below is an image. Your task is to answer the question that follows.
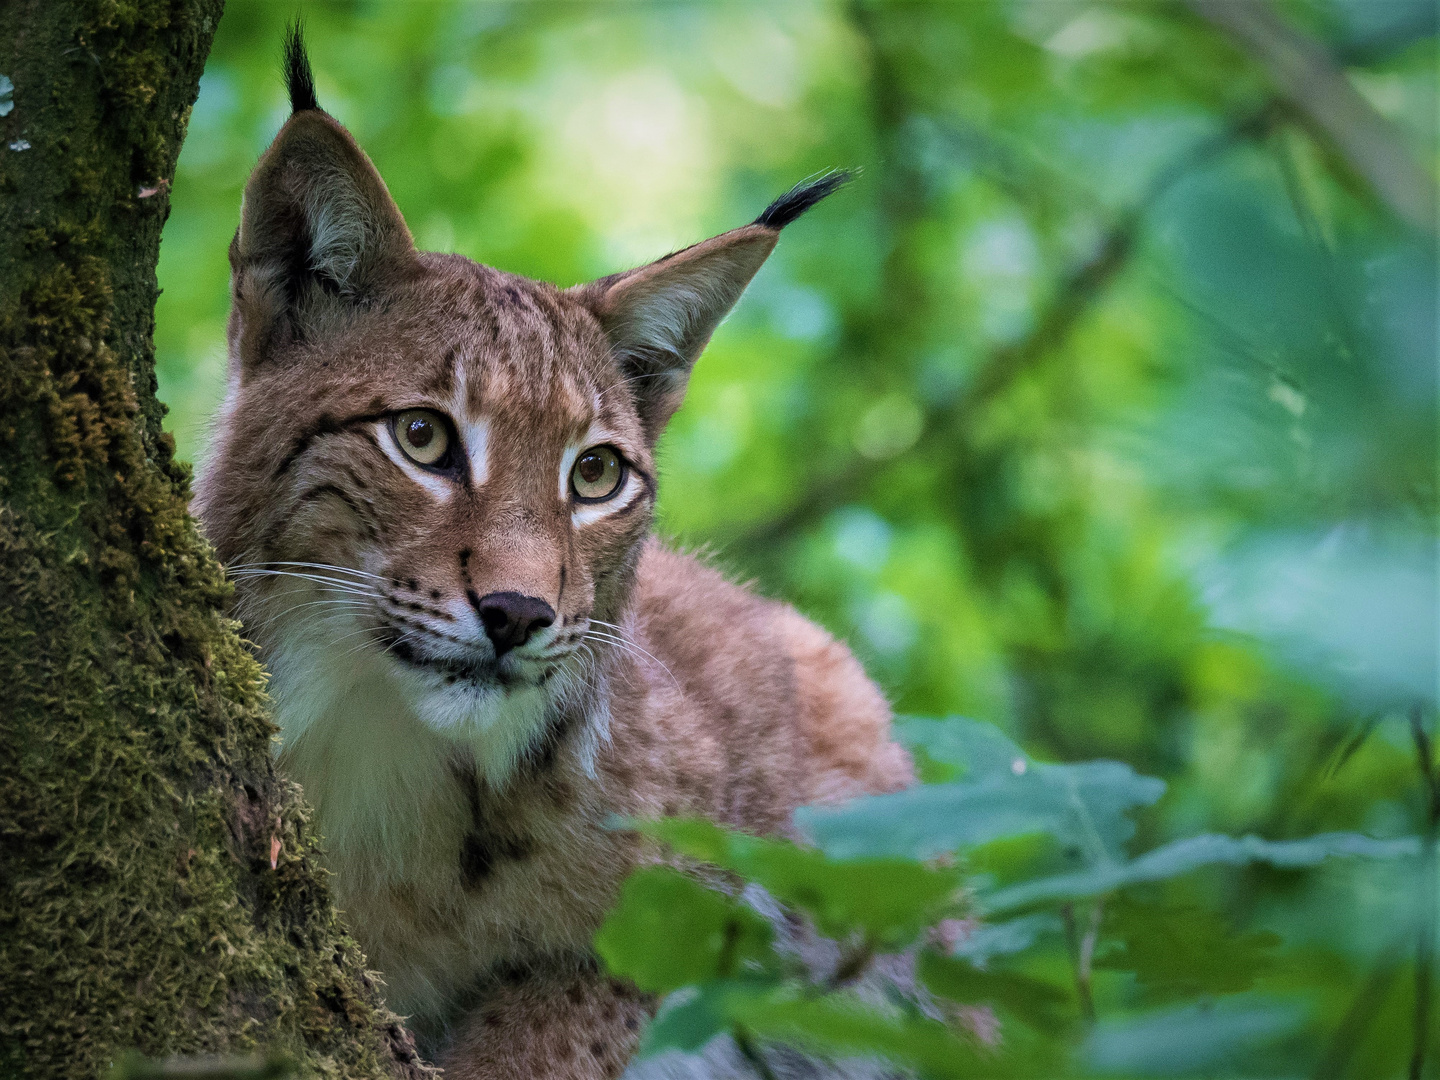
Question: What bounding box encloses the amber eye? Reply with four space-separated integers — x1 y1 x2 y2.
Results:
393 410 451 467
570 446 624 502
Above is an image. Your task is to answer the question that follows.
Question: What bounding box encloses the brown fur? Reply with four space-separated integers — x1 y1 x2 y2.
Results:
195 100 911 1078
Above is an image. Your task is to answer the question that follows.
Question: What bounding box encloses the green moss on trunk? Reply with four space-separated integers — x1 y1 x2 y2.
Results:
0 4 431 1077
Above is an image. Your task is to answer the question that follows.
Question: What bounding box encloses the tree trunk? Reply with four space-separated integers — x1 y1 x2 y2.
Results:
0 4 429 1077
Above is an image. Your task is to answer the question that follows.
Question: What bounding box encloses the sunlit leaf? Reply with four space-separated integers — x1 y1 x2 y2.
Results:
594 867 772 994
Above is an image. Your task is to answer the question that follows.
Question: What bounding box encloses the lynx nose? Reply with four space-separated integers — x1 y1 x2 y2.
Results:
472 591 555 656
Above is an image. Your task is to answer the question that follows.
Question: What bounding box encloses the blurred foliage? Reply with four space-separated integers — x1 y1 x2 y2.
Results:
157 0 1437 1075
597 717 1423 1075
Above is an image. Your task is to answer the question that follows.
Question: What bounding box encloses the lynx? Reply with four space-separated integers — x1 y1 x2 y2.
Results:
195 30 912 1078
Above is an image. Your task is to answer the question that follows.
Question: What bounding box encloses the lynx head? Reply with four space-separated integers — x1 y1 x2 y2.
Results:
194 28 847 782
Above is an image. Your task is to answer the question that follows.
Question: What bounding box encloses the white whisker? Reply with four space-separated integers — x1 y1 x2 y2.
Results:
584 627 680 691
228 568 379 599
587 619 677 678
242 598 372 638
226 559 388 582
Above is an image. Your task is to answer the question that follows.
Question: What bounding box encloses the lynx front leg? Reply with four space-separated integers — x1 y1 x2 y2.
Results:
441 965 654 1080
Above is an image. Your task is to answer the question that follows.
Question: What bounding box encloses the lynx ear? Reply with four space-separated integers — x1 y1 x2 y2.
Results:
575 172 851 437
229 25 414 370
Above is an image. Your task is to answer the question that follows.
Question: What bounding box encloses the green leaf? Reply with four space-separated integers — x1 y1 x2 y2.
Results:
918 951 1071 1030
797 750 1164 863
593 867 772 994
636 980 775 1058
909 743 965 785
637 817 963 949
643 981 1010 1078
639 816 734 864
1094 897 1280 1003
983 831 1420 913
1084 997 1307 1076
896 715 1028 781
731 991 1002 1080
741 845 963 950
954 912 1062 964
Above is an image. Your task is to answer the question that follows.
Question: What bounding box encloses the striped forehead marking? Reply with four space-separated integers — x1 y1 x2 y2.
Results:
451 364 491 487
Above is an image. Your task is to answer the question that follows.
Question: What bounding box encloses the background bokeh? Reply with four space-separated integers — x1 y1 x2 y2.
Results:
155 1 1437 1074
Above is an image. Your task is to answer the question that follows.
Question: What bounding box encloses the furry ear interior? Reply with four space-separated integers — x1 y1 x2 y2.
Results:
575 172 851 437
228 26 414 370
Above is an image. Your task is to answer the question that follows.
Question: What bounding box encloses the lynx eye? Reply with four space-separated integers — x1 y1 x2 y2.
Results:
571 446 624 502
393 410 451 468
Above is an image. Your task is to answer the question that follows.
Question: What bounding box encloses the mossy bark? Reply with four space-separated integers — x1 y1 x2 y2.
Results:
0 4 430 1077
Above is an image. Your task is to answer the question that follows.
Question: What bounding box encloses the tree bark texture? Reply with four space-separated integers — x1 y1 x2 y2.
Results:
0 4 430 1077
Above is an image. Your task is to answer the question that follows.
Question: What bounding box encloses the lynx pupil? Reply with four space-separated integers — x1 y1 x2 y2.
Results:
407 417 434 448
578 454 604 483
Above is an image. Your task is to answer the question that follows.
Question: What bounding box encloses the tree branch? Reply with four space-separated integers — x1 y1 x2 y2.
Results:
724 105 1274 557
1187 0 1435 233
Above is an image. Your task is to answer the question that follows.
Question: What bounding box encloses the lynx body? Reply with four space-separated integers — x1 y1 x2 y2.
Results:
196 32 911 1078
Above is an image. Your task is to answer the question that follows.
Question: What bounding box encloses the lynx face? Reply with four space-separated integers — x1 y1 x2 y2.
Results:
195 104 845 782
214 264 655 758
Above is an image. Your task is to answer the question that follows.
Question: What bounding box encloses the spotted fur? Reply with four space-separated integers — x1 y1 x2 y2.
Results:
195 33 911 1079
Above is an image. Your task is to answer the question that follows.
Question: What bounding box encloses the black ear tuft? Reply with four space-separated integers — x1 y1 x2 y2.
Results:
283 20 320 114
754 170 855 230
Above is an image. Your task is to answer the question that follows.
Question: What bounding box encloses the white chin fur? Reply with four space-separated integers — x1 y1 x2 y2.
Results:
391 661 554 778
263 611 581 801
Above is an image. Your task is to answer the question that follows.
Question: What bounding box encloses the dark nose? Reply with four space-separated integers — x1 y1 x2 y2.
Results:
471 591 555 656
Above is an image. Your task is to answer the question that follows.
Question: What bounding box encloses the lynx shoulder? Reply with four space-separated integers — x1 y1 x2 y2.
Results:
194 26 911 1078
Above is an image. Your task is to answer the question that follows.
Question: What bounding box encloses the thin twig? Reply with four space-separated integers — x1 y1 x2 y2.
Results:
813 936 876 997
1078 896 1105 1015
1061 902 1097 1024
733 1024 782 1080
1313 944 1404 1080
1186 0 1435 233
1410 706 1438 1080
716 917 743 979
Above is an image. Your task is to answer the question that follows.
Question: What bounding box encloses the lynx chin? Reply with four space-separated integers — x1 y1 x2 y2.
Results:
195 26 912 1079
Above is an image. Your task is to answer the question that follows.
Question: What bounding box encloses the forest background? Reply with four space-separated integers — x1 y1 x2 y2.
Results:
144 0 1436 1076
